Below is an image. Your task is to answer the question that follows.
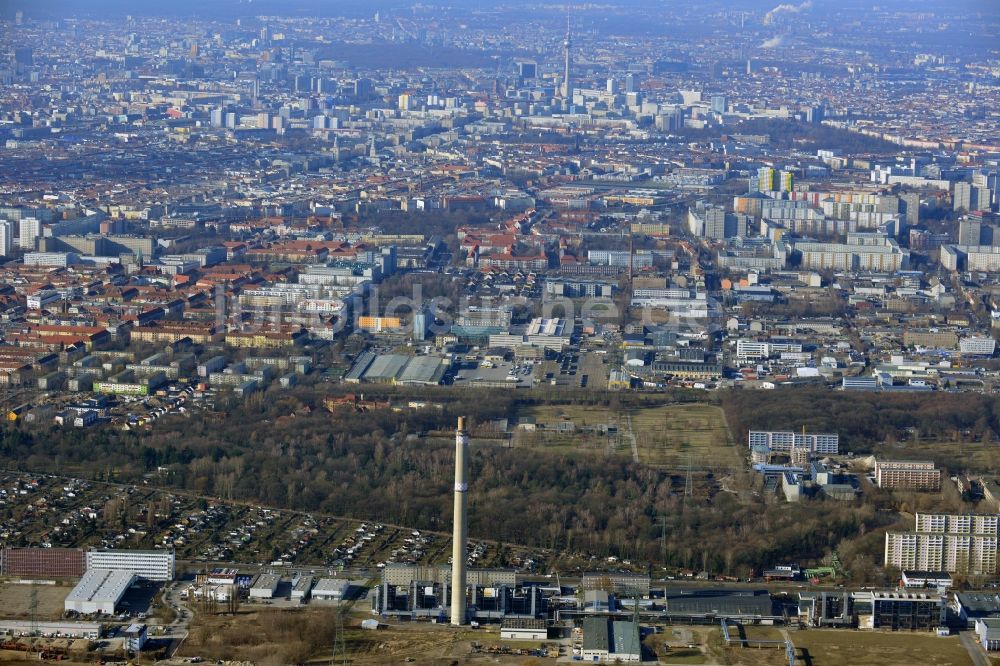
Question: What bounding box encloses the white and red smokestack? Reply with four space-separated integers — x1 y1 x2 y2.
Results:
450 416 469 625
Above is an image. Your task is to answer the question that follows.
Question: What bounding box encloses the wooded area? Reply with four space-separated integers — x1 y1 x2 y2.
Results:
0 387 996 582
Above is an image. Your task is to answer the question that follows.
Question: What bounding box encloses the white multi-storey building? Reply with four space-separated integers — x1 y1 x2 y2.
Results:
941 245 1000 272
793 235 909 272
747 431 839 455
736 339 803 361
885 514 1000 575
960 337 997 356
85 549 175 581
0 221 12 257
874 460 941 490
18 217 40 250
916 514 999 535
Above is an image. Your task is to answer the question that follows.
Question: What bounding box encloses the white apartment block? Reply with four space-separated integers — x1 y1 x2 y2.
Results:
885 532 998 575
86 549 176 581
916 514 999 535
885 514 1000 575
793 236 909 272
874 460 941 490
0 221 12 257
747 430 839 455
941 245 1000 273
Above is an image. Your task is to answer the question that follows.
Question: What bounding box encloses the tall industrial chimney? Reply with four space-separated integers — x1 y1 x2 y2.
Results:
450 416 469 625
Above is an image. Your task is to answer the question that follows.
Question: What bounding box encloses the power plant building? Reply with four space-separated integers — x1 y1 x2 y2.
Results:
372 563 548 621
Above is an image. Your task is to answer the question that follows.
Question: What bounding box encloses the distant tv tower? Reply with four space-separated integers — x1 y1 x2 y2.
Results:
562 7 573 103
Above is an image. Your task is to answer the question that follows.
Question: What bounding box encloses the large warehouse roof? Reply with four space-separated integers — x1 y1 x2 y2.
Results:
362 354 409 381
313 578 351 596
396 355 448 385
65 568 135 607
665 589 774 616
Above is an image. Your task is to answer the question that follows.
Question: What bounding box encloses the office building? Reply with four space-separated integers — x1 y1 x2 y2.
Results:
85 549 175 581
960 337 997 356
874 460 941 490
23 252 78 267
736 339 803 359
900 571 952 589
624 73 640 94
587 249 654 268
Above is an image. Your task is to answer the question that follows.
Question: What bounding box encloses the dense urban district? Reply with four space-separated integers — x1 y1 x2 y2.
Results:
0 0 998 664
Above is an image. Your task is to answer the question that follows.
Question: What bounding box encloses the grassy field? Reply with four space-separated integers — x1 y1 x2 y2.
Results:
512 402 739 469
699 626 973 666
789 629 973 666
631 403 738 468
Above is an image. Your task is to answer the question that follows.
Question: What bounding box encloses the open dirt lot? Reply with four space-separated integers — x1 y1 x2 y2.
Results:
0 582 69 621
514 404 626 455
179 608 559 665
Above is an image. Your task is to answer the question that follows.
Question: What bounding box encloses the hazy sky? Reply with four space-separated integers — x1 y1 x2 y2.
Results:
3 0 999 20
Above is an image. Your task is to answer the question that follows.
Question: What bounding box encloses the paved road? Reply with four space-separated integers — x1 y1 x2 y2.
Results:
960 631 990 666
162 582 193 657
625 413 639 463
